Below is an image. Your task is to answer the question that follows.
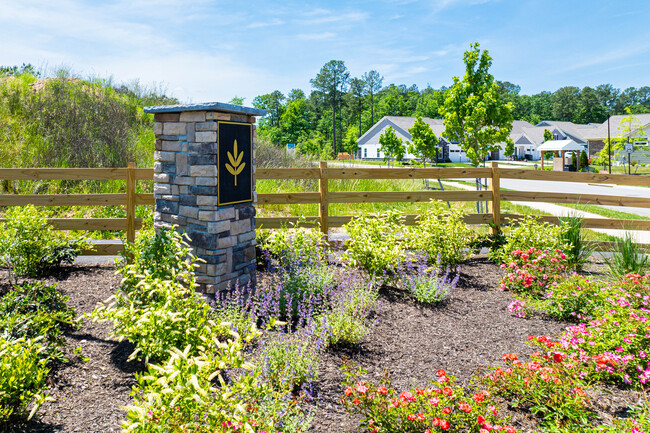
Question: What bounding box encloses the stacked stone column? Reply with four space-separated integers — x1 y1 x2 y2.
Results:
144 103 265 294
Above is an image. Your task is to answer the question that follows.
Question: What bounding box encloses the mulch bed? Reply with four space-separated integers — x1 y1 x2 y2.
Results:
0 256 643 432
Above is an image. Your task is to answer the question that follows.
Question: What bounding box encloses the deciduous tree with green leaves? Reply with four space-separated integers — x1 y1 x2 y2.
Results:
379 126 404 162
440 42 514 167
543 129 553 142
407 115 438 166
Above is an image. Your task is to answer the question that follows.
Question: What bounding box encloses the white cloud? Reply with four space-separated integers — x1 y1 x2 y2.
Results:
247 18 285 29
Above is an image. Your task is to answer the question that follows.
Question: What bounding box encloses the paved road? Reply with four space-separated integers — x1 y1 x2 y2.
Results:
497 178 650 219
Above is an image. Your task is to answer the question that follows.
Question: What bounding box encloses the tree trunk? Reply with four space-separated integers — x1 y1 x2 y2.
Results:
332 101 337 155
371 93 374 125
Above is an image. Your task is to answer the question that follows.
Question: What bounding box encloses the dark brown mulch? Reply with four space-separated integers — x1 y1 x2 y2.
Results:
0 255 643 432
0 265 143 433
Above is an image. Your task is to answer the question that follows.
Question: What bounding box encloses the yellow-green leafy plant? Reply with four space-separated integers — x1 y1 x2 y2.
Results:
405 200 473 266
0 205 86 279
343 210 406 274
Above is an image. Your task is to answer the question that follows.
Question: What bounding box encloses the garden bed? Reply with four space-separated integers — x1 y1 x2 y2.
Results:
2 254 642 432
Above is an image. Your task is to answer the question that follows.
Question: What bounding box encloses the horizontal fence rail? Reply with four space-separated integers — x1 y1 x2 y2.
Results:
257 161 650 251
4 162 650 255
0 163 153 255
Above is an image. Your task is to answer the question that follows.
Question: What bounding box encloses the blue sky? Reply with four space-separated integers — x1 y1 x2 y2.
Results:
2 0 650 104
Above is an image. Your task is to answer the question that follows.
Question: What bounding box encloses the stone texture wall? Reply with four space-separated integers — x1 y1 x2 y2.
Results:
152 110 257 294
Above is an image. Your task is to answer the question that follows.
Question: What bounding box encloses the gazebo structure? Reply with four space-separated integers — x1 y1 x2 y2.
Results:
537 139 585 171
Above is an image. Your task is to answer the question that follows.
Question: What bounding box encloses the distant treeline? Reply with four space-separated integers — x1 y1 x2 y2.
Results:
251 60 650 156
0 64 177 168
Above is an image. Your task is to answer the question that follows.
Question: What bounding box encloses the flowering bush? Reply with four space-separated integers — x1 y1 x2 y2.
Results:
489 216 568 266
341 364 515 433
535 274 609 322
499 248 568 296
397 254 459 305
479 349 593 429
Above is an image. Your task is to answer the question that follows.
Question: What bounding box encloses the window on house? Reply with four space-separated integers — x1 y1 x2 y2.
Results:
377 149 380 158
364 148 367 158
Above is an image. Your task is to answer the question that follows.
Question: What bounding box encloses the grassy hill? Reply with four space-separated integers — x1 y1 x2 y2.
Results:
0 69 177 170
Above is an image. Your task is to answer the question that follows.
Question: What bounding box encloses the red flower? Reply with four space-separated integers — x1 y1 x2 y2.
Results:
440 419 450 430
376 386 387 395
353 398 360 405
442 387 453 396
356 382 369 394
573 387 586 397
437 369 447 377
432 417 441 426
344 387 353 396
407 414 417 421
442 407 452 414
458 402 472 413
429 397 440 406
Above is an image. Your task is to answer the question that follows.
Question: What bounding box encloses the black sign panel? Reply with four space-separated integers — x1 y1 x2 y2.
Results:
217 121 253 206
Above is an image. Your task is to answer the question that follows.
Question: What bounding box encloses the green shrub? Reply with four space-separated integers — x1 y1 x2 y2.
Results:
489 215 568 265
534 274 609 322
123 332 310 433
317 278 379 346
92 227 217 363
405 201 473 266
0 282 78 356
257 333 320 391
0 337 51 422
0 205 85 278
343 210 405 274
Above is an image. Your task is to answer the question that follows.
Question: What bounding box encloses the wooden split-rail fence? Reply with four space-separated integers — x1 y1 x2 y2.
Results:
3 161 650 254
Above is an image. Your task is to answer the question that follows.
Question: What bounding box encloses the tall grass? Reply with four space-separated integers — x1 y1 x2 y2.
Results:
604 232 648 277
560 215 594 271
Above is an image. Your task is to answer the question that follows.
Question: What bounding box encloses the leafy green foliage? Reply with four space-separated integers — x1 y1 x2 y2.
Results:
0 282 78 353
407 115 438 165
92 227 216 363
378 126 404 162
604 232 648 277
406 201 473 267
559 215 594 271
0 337 51 422
257 333 320 391
343 210 405 274
489 215 568 265
440 42 514 166
0 205 85 278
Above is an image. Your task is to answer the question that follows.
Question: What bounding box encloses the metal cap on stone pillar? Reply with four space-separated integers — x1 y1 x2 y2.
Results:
144 102 266 295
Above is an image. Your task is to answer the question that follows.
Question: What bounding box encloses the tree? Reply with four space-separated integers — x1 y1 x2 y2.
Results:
363 70 383 126
349 78 366 137
407 116 438 166
543 129 553 142
551 86 580 121
253 91 285 145
440 42 514 167
580 150 589 168
281 96 310 145
311 60 350 154
342 126 359 155
595 108 648 168
379 126 404 162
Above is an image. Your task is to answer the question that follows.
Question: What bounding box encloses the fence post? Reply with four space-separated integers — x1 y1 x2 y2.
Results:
126 162 136 245
489 161 501 235
319 161 329 240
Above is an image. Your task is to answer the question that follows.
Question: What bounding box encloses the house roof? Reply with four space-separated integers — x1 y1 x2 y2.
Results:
537 139 585 152
585 113 650 140
357 116 448 146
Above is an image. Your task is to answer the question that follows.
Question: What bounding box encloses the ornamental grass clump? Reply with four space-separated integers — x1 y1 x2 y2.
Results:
341 363 515 433
397 254 459 305
605 232 649 277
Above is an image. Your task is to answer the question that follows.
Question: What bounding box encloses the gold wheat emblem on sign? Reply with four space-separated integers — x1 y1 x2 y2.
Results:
225 139 246 186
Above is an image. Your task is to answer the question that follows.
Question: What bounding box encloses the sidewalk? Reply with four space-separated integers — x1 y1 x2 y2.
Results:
441 180 650 243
